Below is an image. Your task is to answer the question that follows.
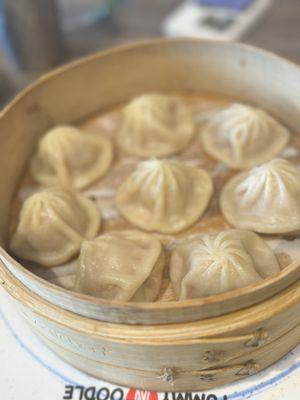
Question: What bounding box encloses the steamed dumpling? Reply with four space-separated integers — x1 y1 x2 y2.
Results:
117 93 194 157
201 103 289 169
31 125 113 190
116 159 213 233
75 230 166 302
220 159 300 233
170 229 280 299
10 187 101 267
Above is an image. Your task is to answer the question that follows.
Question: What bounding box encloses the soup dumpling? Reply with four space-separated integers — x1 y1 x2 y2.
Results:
117 93 195 158
10 187 101 267
116 159 213 234
170 229 280 299
75 230 166 302
31 125 113 190
201 103 289 169
220 158 300 233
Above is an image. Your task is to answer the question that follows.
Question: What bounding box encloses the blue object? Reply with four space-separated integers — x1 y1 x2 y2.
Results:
196 0 254 10
87 0 122 24
0 0 19 68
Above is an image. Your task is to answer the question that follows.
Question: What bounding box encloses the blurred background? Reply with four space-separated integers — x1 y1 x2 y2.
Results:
0 0 299 105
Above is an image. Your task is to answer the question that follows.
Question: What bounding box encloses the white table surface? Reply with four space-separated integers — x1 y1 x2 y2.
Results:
0 286 299 400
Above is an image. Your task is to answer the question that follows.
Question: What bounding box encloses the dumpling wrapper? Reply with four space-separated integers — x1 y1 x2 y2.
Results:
116 159 213 234
75 230 166 302
220 158 300 234
170 229 280 299
117 93 195 158
31 125 113 190
10 187 101 267
201 103 289 169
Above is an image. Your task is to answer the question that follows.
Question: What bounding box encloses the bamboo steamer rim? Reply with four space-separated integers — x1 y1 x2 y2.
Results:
1 247 300 311
1 37 300 315
2 36 300 118
1 258 300 345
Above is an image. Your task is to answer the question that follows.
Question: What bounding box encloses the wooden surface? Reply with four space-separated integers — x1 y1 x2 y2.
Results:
3 0 63 73
1 0 300 105
64 0 300 64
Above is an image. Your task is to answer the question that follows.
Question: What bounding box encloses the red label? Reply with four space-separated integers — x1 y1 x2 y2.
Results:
126 389 158 400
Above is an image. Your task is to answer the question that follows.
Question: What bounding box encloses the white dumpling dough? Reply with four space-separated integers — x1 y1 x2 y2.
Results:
220 158 300 234
117 93 195 158
170 229 280 299
31 125 113 190
10 187 101 267
116 159 213 234
75 230 166 302
201 103 289 169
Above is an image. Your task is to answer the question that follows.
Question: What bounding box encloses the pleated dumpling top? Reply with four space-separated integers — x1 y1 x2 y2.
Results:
220 158 300 233
10 187 100 266
117 93 195 158
31 125 113 190
170 229 280 299
201 103 289 169
116 159 213 233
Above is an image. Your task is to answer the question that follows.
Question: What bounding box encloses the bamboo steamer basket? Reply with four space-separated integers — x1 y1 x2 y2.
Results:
1 259 300 391
0 38 300 390
0 39 300 324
